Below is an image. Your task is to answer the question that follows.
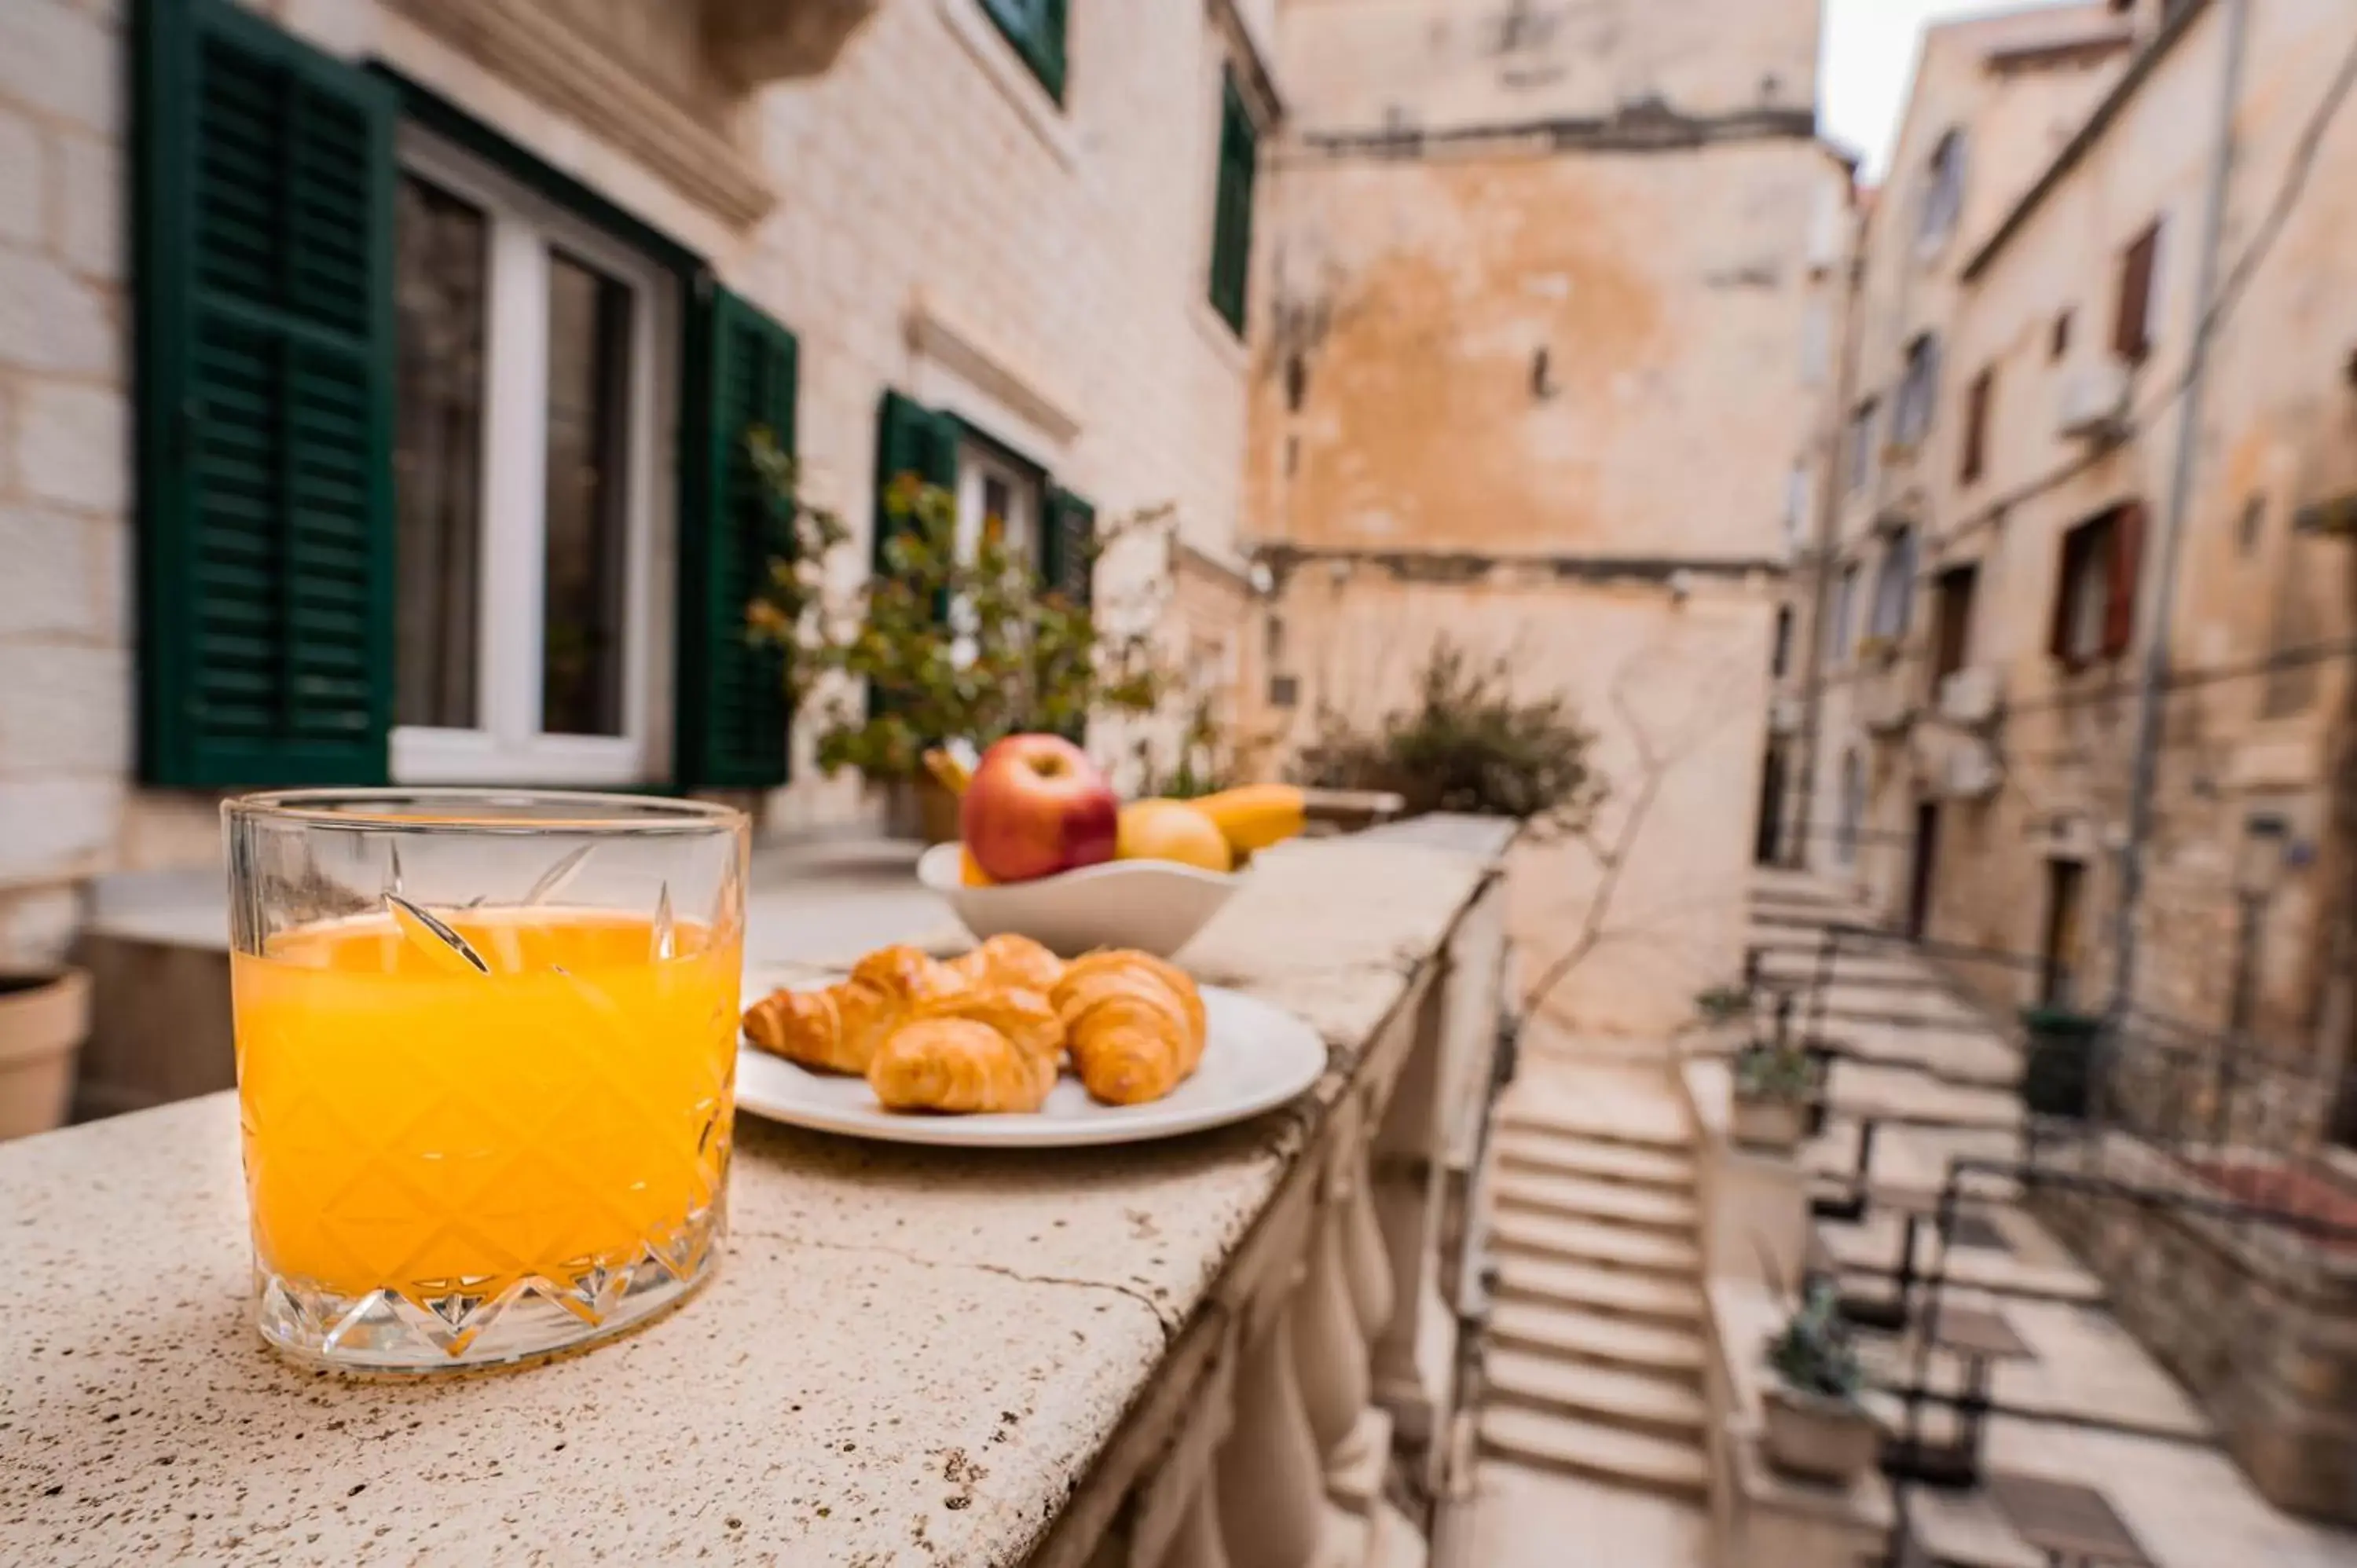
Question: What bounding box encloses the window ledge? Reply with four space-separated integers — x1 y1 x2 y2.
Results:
1189 298 1249 374
907 287 1083 444
934 0 1080 171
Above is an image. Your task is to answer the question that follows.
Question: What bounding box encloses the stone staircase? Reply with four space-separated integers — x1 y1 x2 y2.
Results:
1477 1094 1710 1504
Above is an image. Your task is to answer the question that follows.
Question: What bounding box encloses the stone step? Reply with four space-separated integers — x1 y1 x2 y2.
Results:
1491 1128 1694 1193
1476 1405 1708 1503
1490 1206 1700 1277
1495 1100 1688 1153
1486 1299 1704 1381
1491 1167 1698 1233
1484 1348 1706 1443
1493 1252 1701 1328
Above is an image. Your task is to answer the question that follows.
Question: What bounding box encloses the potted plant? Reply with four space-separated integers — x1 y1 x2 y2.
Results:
742 436 1167 840
1732 1038 1822 1153
1762 1281 1879 1485
2019 1006 2102 1120
0 965 90 1140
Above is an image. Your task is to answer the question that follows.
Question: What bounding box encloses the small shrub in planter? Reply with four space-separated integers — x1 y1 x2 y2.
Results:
2019 1007 2101 1120
1731 1041 1821 1154
1762 1282 1879 1485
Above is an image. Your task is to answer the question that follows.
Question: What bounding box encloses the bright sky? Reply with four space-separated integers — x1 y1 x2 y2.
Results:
1821 0 2077 176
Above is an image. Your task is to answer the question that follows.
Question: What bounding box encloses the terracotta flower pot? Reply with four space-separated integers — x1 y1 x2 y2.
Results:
0 967 90 1141
1761 1383 1879 1485
1732 1091 1810 1154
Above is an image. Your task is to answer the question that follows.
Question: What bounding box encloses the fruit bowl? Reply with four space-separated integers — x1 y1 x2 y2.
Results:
915 843 1244 959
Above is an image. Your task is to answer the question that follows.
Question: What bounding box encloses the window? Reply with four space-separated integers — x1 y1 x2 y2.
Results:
1960 366 1994 485
1891 334 1941 449
133 0 798 792
1772 607 1794 678
388 134 677 787
2051 308 2073 362
2113 219 2165 362
1208 70 1259 334
1846 400 1879 493
1917 129 1968 252
980 0 1069 103
1931 565 1978 683
1868 527 1917 641
2050 502 2146 666
1826 562 1860 665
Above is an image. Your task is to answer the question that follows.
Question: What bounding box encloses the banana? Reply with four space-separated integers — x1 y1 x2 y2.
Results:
923 747 973 797
1193 785 1307 855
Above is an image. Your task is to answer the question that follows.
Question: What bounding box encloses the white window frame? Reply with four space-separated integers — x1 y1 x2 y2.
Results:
389 129 677 788
1869 528 1916 641
948 437 1044 667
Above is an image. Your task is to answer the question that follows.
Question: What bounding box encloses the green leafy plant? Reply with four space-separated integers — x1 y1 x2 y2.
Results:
1292 639 1603 834
742 430 1168 781
1694 984 1753 1027
1769 1281 1864 1402
1735 1040 1820 1104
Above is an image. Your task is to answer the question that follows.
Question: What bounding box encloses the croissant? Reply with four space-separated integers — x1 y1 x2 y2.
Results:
868 1017 1057 1114
1052 951 1208 1106
742 944 966 1075
948 933 1067 996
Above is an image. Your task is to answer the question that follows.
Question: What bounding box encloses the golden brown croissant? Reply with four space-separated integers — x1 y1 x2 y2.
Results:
948 933 1067 995
1052 951 1208 1106
742 944 966 1075
907 987 1066 1075
868 1017 1056 1114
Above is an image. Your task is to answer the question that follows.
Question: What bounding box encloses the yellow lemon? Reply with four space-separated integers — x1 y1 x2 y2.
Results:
1116 800 1234 873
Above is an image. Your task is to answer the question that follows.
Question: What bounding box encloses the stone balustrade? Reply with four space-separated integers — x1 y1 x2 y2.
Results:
0 818 1515 1566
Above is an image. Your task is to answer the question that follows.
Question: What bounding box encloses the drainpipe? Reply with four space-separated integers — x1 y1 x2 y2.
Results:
1788 187 1868 868
2110 0 2250 1019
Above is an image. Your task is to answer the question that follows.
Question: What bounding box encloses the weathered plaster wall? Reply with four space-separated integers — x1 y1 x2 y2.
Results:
1277 0 1820 136
1243 0 1836 1034
1255 570 1773 1037
1250 141 1833 566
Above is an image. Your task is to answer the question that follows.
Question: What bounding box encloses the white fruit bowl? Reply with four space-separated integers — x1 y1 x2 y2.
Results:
915 842 1244 959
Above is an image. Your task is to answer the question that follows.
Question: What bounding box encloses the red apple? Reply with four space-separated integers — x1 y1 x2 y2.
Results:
962 735 1119 883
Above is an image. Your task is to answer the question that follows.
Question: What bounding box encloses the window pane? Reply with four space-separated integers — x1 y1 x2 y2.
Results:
392 175 489 729
541 251 634 738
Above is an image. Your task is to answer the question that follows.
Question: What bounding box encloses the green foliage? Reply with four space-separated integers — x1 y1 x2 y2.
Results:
1735 1040 1820 1104
742 430 1166 780
1694 984 1752 1027
1769 1281 1864 1402
1292 639 1603 834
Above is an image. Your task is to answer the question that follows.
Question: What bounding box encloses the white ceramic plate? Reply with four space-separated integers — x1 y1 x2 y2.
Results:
734 984 1325 1148
914 841 1242 959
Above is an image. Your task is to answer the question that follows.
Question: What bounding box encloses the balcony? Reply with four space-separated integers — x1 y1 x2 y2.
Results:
1858 648 1918 737
0 822 1516 1563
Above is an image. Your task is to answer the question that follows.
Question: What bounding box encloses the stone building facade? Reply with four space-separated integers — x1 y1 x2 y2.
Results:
1784 0 2357 1102
1243 0 1849 1039
0 0 1281 958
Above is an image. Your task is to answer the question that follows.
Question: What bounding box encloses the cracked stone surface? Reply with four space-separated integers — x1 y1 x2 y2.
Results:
0 820 1512 1565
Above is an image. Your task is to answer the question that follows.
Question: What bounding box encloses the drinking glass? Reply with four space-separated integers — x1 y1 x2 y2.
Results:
224 790 746 1372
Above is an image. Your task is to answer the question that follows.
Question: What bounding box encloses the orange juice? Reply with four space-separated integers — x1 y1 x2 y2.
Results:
232 908 739 1310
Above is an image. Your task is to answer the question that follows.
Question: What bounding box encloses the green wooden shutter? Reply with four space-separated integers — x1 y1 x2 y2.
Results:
873 390 959 581
1209 71 1258 335
1041 486 1097 609
981 0 1068 103
677 286 797 790
134 0 397 786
